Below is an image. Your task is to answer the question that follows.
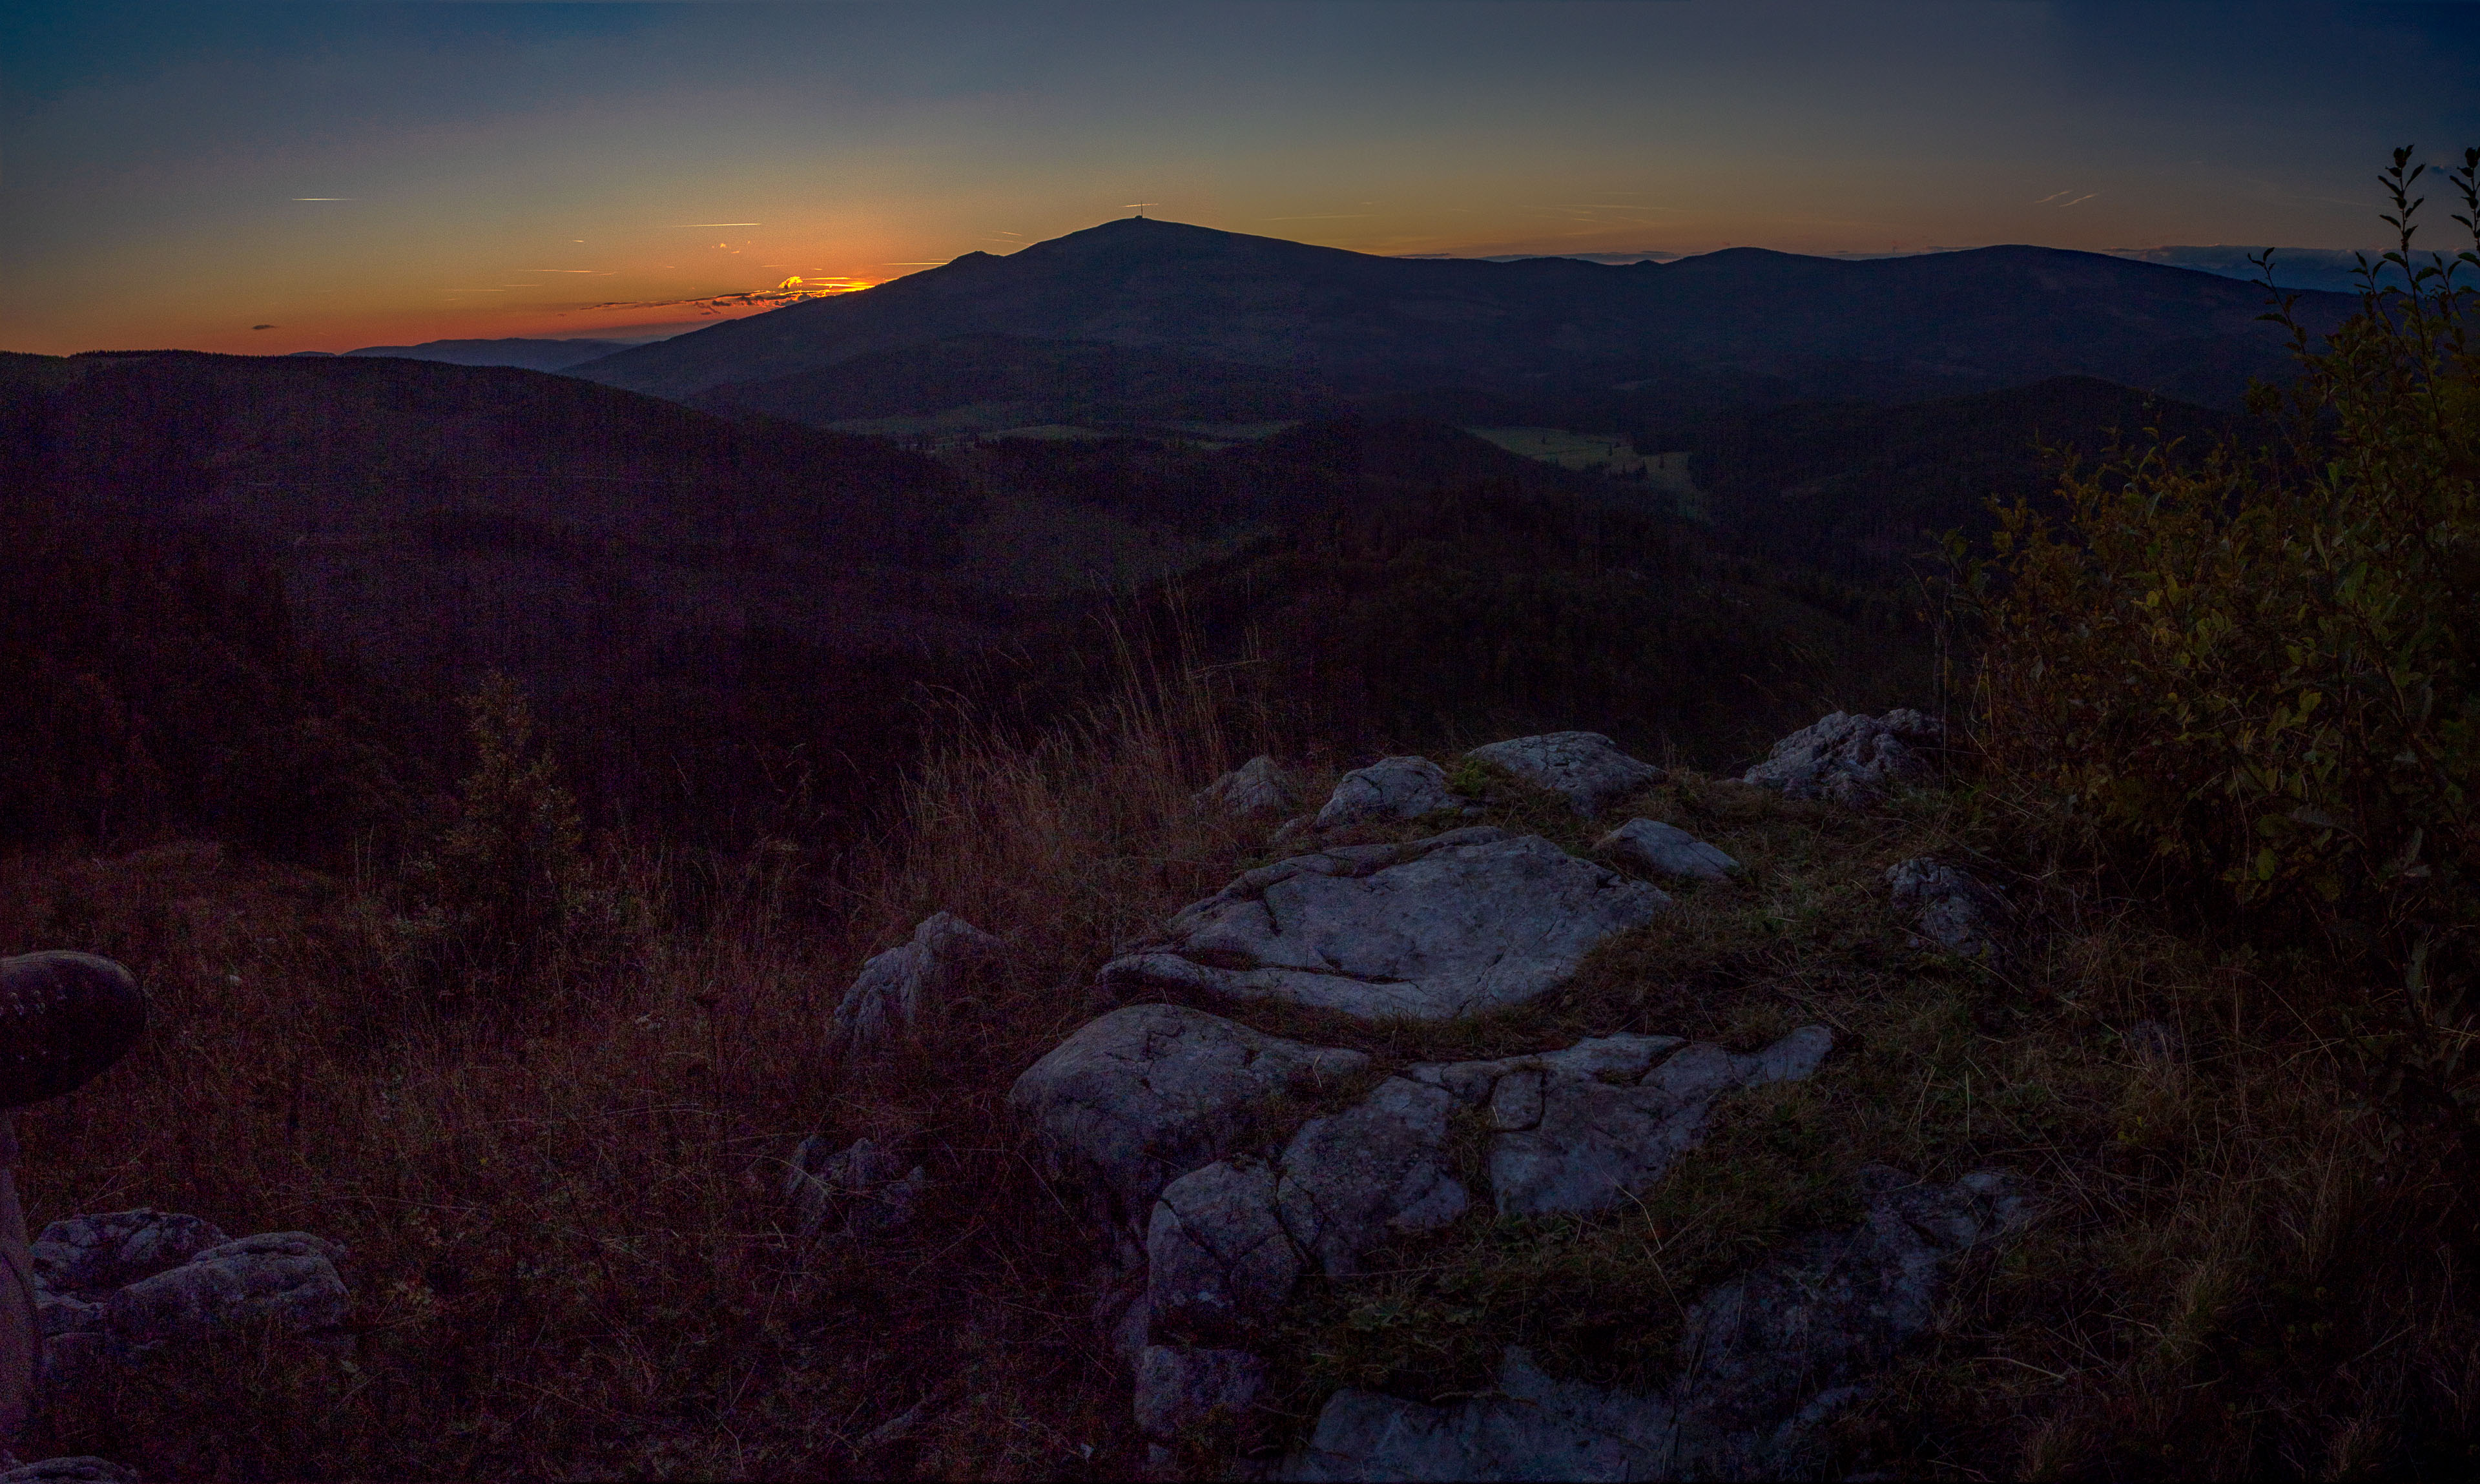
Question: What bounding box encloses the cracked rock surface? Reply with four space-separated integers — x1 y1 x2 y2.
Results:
1742 709 1939 805
1276 1077 1469 1276
1148 1159 1299 1335
1465 732 1664 817
1099 829 1668 1022
1009 1004 1369 1228
1279 1168 2026 1483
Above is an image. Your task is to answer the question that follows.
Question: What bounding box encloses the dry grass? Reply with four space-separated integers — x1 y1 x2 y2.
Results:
5 685 2476 1479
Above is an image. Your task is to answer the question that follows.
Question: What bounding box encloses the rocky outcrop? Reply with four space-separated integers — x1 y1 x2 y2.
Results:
1197 757 1297 818
1465 733 1663 817
1008 1004 1369 1230
1280 1168 2026 1482
1099 829 1668 1022
1743 710 1939 806
1887 858 2006 960
1401 1027 1833 1217
1275 1078 1468 1276
1307 756 1460 832
33 1212 351 1388
832 912 1004 1047
1148 1159 1299 1336
1596 819 1740 883
782 1135 925 1243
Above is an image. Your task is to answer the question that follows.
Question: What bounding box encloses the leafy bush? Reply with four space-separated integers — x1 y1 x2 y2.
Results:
1971 148 2480 1106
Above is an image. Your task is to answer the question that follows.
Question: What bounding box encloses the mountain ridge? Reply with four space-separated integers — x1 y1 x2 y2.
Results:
573 216 2356 415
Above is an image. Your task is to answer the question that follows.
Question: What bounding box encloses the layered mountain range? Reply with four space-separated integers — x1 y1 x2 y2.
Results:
571 216 2354 431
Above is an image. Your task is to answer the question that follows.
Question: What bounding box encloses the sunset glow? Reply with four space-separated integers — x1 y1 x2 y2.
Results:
4 2 2474 356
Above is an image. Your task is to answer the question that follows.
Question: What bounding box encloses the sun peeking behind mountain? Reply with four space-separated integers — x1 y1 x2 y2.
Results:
583 274 877 319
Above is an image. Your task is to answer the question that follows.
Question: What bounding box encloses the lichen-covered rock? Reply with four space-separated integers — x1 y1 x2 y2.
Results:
1281 1169 2025 1482
1009 1004 1369 1228
1196 756 1296 818
104 1232 349 1350
1596 818 1741 883
1887 858 2006 960
1276 1078 1468 1276
1134 1344 1266 1441
1147 1159 1301 1336
1743 709 1940 805
1489 1027 1834 1217
1466 733 1664 816
1311 756 1457 830
783 1135 925 1243
30 1210 229 1298
832 911 1004 1047
1099 830 1668 1022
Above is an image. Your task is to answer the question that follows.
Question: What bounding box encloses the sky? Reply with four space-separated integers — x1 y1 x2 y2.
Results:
4 1 2476 356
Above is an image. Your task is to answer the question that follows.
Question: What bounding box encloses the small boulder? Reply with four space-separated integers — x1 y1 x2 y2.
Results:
1887 858 2006 960
1743 708 1940 805
31 1210 230 1298
1195 756 1295 818
1009 1004 1369 1228
783 1135 925 1243
105 1232 349 1350
1100 830 1668 1022
831 912 1004 1047
1133 1344 1266 1441
1310 756 1456 830
1274 1078 1468 1276
1466 732 1663 816
1596 819 1740 882
1147 1159 1301 1336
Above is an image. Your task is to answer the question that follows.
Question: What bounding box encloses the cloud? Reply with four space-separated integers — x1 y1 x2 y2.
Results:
663 222 760 227
290 198 353 201
253 324 276 329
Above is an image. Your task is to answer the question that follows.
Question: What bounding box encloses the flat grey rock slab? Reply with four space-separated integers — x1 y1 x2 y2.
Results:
1596 819 1739 883
1281 1168 2025 1483
1276 1077 1469 1276
1887 858 2005 960
1743 709 1939 805
832 911 1004 1047
1100 829 1668 1022
1407 1028 1833 1217
1197 756 1296 818
1467 733 1663 816
1490 1028 1833 1217
1009 1004 1369 1227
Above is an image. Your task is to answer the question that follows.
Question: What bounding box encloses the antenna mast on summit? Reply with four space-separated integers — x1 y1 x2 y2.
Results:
1124 202 1158 218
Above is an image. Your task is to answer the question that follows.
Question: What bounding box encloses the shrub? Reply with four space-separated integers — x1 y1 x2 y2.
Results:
1970 148 2480 1110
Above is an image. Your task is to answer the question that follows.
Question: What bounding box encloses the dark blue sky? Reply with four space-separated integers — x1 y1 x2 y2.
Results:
5 1 2474 353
